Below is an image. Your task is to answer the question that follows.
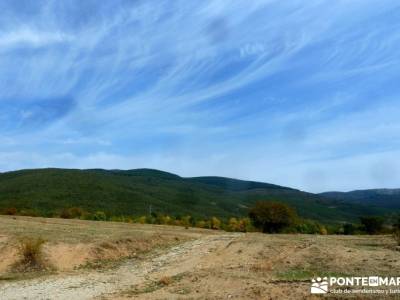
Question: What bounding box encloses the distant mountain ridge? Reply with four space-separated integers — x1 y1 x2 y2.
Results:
320 189 400 209
186 176 295 191
0 168 395 223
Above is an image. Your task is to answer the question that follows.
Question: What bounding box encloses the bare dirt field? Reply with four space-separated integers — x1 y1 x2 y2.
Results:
0 216 399 299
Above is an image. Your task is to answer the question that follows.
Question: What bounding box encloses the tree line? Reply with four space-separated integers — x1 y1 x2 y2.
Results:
1 201 396 235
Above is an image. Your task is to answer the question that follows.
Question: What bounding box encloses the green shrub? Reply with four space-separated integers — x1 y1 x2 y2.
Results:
69 207 84 218
93 211 107 221
60 208 72 219
249 201 297 233
133 216 146 224
343 223 356 235
60 207 85 219
19 209 39 217
294 222 316 234
360 216 384 234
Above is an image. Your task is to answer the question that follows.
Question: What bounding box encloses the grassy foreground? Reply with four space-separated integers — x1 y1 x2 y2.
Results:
0 215 214 277
0 216 399 299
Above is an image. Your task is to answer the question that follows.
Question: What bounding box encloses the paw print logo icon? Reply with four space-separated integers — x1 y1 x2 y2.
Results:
311 277 328 294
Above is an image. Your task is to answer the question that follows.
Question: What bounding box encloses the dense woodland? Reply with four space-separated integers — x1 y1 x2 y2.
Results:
0 168 395 225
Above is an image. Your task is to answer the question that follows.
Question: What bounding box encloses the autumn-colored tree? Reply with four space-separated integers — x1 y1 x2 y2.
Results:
196 220 207 228
211 217 221 230
137 216 147 224
248 201 297 233
162 215 172 225
69 207 84 219
319 225 328 235
238 217 252 232
3 207 18 215
228 217 239 231
155 214 171 225
181 216 192 228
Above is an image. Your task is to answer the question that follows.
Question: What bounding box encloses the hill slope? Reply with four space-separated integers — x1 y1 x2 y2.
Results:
320 189 400 209
0 168 392 223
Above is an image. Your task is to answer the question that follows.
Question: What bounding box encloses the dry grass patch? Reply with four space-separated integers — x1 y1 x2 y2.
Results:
393 230 400 246
13 237 48 271
158 276 173 286
251 261 273 273
118 273 187 297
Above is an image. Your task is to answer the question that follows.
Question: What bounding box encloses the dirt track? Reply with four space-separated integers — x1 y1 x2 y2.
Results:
0 234 241 300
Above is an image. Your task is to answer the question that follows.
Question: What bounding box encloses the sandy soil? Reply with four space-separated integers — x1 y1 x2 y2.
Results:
0 233 240 299
0 215 212 273
0 216 400 299
107 234 400 300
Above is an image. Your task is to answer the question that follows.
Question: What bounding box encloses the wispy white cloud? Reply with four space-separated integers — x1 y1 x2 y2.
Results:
0 27 73 48
0 0 399 192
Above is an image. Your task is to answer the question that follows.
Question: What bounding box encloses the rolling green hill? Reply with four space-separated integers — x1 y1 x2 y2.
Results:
0 168 392 223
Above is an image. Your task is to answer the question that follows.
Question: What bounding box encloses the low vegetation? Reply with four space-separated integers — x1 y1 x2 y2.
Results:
0 215 201 278
393 230 400 246
360 216 384 234
3 201 396 237
249 201 297 233
14 237 47 271
392 216 400 246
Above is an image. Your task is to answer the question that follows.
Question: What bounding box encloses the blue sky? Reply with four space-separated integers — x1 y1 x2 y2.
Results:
0 0 400 192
